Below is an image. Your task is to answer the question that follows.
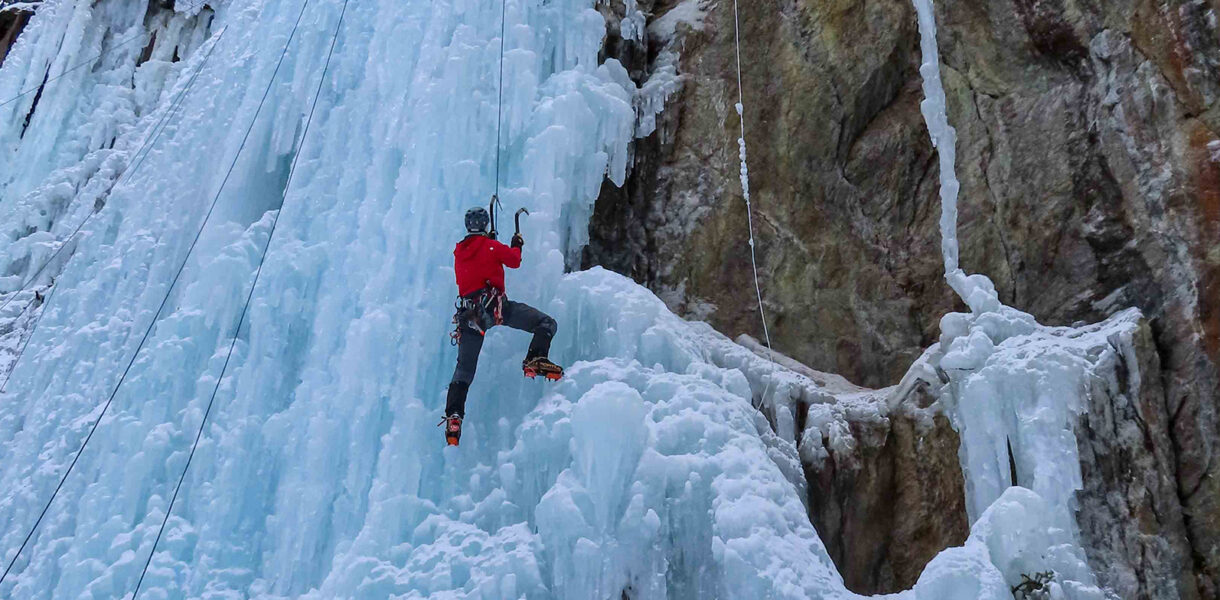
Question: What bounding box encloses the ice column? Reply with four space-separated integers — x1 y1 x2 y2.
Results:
910 0 987 306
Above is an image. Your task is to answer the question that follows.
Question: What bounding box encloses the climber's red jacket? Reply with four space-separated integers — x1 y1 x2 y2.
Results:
454 234 521 297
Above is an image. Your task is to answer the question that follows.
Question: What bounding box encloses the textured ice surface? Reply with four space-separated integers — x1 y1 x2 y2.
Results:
931 306 1139 599
1 0 1134 598
619 0 646 43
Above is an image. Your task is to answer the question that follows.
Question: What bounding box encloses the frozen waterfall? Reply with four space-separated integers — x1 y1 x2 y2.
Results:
0 0 1137 598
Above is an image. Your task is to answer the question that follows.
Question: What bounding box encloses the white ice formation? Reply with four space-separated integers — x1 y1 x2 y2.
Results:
0 0 1139 598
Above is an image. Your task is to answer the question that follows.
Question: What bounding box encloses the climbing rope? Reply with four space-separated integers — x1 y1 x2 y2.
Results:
0 24 229 393
492 0 507 204
0 283 53 394
0 0 215 110
0 32 148 110
130 0 347 595
729 0 778 404
0 0 312 585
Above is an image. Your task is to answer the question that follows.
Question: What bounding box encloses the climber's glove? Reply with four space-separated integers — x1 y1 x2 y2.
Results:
511 233 524 249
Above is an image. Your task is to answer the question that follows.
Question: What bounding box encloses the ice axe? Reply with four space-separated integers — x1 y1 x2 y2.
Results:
514 207 529 236
488 194 504 240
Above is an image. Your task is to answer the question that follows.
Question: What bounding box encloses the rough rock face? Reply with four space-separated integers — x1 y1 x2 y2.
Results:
723 333 971 595
1076 320 1201 599
586 0 942 388
799 400 969 594
586 0 1219 596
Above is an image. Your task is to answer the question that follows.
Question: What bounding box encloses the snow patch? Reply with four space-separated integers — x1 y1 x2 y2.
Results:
648 0 707 42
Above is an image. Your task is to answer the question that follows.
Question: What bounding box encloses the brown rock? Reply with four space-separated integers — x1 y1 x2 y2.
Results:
585 0 1220 595
1076 320 1201 599
0 6 33 68
801 400 969 593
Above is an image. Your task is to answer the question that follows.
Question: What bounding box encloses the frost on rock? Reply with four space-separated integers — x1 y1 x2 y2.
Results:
631 0 705 138
735 103 750 203
0 0 216 313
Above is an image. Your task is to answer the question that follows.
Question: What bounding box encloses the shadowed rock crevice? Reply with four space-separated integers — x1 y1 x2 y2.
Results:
802 406 969 594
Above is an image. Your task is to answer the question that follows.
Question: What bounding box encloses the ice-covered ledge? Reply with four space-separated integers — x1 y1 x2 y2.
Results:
550 266 1173 597
725 298 1193 597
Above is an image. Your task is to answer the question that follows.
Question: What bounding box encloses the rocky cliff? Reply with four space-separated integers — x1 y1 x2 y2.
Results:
585 0 1220 596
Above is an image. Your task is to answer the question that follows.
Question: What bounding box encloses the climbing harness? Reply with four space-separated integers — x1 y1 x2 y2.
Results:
729 0 778 405
451 283 506 345
0 0 311 586
0 23 229 393
130 0 349 596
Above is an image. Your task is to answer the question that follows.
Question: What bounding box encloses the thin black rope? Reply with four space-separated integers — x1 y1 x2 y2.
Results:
130 1 347 596
0 25 228 393
0 0 312 586
0 31 148 110
492 0 507 202
0 0 213 110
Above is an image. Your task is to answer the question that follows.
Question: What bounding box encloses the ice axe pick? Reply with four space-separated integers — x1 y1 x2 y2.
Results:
514 208 529 236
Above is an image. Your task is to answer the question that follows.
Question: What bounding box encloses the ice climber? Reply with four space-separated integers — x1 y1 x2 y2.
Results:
443 206 564 445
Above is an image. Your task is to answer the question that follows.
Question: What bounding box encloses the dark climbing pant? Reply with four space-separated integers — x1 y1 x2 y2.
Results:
446 300 557 418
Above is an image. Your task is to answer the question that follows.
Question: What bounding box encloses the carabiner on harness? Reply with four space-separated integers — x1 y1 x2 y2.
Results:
450 285 505 344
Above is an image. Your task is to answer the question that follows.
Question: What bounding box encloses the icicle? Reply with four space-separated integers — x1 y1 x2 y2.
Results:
910 0 975 304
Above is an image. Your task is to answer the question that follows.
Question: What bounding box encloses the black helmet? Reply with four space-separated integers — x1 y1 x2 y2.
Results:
465 207 490 234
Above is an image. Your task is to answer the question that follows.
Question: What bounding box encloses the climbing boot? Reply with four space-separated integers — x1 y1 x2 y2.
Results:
441 414 463 446
523 357 564 381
